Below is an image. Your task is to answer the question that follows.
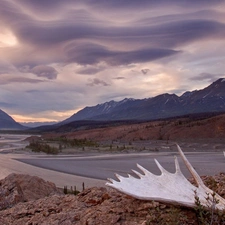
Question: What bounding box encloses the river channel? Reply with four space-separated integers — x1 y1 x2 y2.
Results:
0 134 225 190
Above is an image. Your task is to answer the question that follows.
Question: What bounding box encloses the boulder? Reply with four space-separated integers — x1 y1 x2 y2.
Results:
0 173 62 210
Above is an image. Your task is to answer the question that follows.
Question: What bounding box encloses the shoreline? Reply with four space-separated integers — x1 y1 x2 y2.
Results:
0 152 106 191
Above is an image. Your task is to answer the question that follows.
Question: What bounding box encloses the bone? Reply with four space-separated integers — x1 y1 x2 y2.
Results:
106 145 225 210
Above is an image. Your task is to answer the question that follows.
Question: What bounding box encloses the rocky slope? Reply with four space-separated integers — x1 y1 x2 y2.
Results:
0 173 225 224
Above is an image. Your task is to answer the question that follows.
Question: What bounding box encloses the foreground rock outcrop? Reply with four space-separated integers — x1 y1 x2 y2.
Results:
0 173 62 210
0 173 225 224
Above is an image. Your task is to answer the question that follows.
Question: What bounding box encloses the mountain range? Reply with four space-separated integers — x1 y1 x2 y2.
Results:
62 78 225 123
0 78 225 130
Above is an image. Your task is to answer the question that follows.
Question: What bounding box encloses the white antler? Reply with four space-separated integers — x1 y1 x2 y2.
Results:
106 144 225 210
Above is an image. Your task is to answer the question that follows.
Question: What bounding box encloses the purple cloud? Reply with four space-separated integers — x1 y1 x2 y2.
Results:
65 42 180 65
0 77 44 85
87 78 110 87
30 65 58 80
191 73 224 83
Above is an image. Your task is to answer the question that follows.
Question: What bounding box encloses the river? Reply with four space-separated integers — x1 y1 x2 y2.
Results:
0 133 105 190
0 134 225 190
0 133 30 152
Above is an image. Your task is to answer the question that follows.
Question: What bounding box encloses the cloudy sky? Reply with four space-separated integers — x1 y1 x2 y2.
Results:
1 0 225 123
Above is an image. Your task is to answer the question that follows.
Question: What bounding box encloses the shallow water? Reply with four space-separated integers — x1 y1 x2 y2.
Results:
0 134 30 152
0 133 105 190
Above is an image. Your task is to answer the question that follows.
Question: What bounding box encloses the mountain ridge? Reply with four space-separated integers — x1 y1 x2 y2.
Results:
61 78 225 124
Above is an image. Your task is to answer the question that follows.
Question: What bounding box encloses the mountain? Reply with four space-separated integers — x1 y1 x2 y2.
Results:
61 78 225 123
61 98 138 124
0 109 26 130
20 121 57 128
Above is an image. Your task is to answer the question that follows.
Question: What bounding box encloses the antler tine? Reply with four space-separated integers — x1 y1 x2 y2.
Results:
176 144 205 187
115 173 124 182
174 156 179 171
136 163 153 176
154 159 171 175
131 169 144 178
107 178 115 184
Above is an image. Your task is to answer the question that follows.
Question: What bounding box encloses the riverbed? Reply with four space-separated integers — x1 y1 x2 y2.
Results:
0 134 225 190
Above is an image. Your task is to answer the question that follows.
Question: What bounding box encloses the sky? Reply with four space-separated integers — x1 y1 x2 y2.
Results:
1 0 225 123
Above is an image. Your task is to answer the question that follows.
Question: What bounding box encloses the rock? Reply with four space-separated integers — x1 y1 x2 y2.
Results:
0 173 225 224
0 173 62 210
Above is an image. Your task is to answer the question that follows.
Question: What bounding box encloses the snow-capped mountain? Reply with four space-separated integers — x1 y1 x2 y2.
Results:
61 78 225 123
61 98 137 124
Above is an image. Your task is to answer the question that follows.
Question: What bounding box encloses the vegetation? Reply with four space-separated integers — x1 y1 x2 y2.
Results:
194 191 225 225
63 186 80 195
26 142 59 154
46 136 98 148
146 204 189 224
57 136 98 147
26 136 100 154
63 182 85 195
146 194 225 225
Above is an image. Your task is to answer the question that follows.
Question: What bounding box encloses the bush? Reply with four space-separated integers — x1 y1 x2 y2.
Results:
27 142 59 154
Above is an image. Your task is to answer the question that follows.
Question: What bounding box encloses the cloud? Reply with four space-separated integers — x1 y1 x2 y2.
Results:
191 73 224 83
141 69 150 75
12 17 225 49
114 77 125 80
86 78 110 87
0 101 16 109
8 77 43 84
76 66 105 75
30 65 58 79
18 65 31 73
0 0 225 122
3 1 225 50
13 0 222 22
65 42 180 66
0 75 44 85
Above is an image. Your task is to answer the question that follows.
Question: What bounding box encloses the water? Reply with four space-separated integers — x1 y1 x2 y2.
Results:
0 134 224 190
0 134 30 152
0 133 105 189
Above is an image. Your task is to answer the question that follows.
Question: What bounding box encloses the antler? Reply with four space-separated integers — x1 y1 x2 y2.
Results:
106 144 225 210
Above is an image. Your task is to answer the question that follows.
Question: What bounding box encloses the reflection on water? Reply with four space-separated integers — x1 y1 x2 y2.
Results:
0 134 31 152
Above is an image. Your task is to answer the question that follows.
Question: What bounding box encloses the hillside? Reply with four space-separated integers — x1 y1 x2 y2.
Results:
43 113 225 142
